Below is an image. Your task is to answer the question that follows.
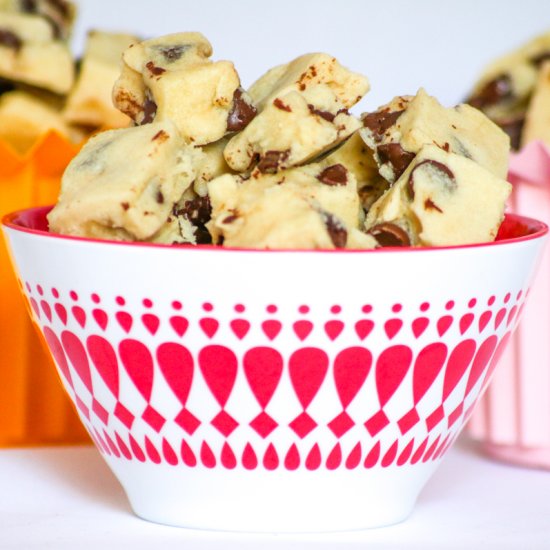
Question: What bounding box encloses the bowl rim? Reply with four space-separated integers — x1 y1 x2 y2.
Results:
2 205 548 254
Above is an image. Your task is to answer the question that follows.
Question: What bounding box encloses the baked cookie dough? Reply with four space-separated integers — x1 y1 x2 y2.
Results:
223 53 369 173
112 32 255 145
360 89 510 184
364 144 512 247
64 30 139 129
48 121 199 241
0 11 74 93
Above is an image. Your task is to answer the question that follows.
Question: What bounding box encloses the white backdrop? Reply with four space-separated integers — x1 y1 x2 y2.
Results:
72 0 550 111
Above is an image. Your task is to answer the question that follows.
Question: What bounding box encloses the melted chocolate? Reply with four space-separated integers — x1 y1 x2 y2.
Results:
317 164 348 186
367 222 410 247
227 88 257 132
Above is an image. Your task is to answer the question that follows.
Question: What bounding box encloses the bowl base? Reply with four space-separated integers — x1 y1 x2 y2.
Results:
107 457 437 532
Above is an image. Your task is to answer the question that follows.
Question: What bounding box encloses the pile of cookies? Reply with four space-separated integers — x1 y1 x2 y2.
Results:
466 31 550 150
0 0 137 154
48 31 512 250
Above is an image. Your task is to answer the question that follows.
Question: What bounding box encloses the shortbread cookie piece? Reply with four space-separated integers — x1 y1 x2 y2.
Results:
0 11 73 93
223 53 369 173
0 0 76 40
364 144 512 247
520 60 550 147
0 88 70 153
360 89 510 184
207 160 371 249
48 121 198 241
466 31 550 149
193 136 233 197
64 30 139 129
112 32 254 145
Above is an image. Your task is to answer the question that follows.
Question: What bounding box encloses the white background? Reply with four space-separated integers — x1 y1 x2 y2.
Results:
72 0 550 111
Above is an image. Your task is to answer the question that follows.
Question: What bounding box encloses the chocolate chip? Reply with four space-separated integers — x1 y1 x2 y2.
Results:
0 29 22 51
308 104 336 122
222 214 238 224
377 143 415 179
121 202 130 211
468 74 513 109
141 96 157 125
174 195 212 226
157 44 190 62
362 110 404 139
322 212 347 248
21 0 37 12
498 115 524 150
0 78 15 95
256 150 289 174
156 190 164 204
408 159 456 199
531 51 550 67
367 222 410 247
273 98 292 112
317 164 348 186
424 198 443 212
195 227 213 245
227 88 257 132
151 129 169 142
146 61 166 76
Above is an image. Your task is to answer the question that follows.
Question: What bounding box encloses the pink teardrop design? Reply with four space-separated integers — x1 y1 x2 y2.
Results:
397 439 415 466
129 434 146 462
478 311 492 332
293 320 313 341
116 311 133 333
506 306 518 328
86 335 119 397
199 317 219 338
242 443 258 470
494 308 507 330
54 303 68 325
118 338 154 401
345 443 362 469
437 315 453 337
157 342 194 406
243 347 283 409
170 315 189 337
230 319 250 340
355 319 374 340
103 431 120 457
198 345 238 408
324 320 344 341
145 437 161 464
115 432 132 460
72 306 86 328
200 441 216 468
288 348 329 409
422 435 440 463
464 335 498 397
381 440 398 467
459 313 474 335
333 347 371 408
442 339 476 401
40 300 52 323
376 345 413 407
480 332 512 391
364 442 380 468
61 330 93 393
305 444 321 470
221 442 237 469
162 439 178 466
180 439 197 467
29 297 40 319
42 327 73 387
263 443 279 470
261 320 282 340
410 437 429 465
413 342 448 404
412 317 429 338
384 318 402 339
284 444 300 470
326 443 342 470
142 313 160 335
92 308 108 330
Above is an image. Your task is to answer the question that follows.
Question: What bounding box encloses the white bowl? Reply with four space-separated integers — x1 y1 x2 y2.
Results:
2 206 547 532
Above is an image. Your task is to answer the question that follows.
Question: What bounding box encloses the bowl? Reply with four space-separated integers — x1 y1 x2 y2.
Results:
2 205 547 532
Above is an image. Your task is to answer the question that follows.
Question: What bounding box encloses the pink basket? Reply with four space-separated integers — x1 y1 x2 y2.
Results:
468 141 550 469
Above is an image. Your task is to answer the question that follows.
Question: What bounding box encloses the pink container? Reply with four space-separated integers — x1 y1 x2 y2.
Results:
2 206 547 531
469 141 550 469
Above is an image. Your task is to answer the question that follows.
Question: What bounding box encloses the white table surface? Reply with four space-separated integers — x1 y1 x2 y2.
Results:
1 436 549 549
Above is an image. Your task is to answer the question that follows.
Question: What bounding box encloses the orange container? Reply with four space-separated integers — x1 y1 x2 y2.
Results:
0 132 90 446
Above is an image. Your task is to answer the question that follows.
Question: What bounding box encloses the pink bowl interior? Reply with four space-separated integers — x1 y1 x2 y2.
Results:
2 206 548 249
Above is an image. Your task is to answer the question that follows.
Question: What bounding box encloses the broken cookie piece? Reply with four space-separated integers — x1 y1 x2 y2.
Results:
47 121 199 241
0 11 74 93
112 32 254 145
360 88 510 184
365 144 512 247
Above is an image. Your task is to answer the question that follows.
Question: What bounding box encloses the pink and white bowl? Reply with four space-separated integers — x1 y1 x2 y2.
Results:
2 206 548 532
